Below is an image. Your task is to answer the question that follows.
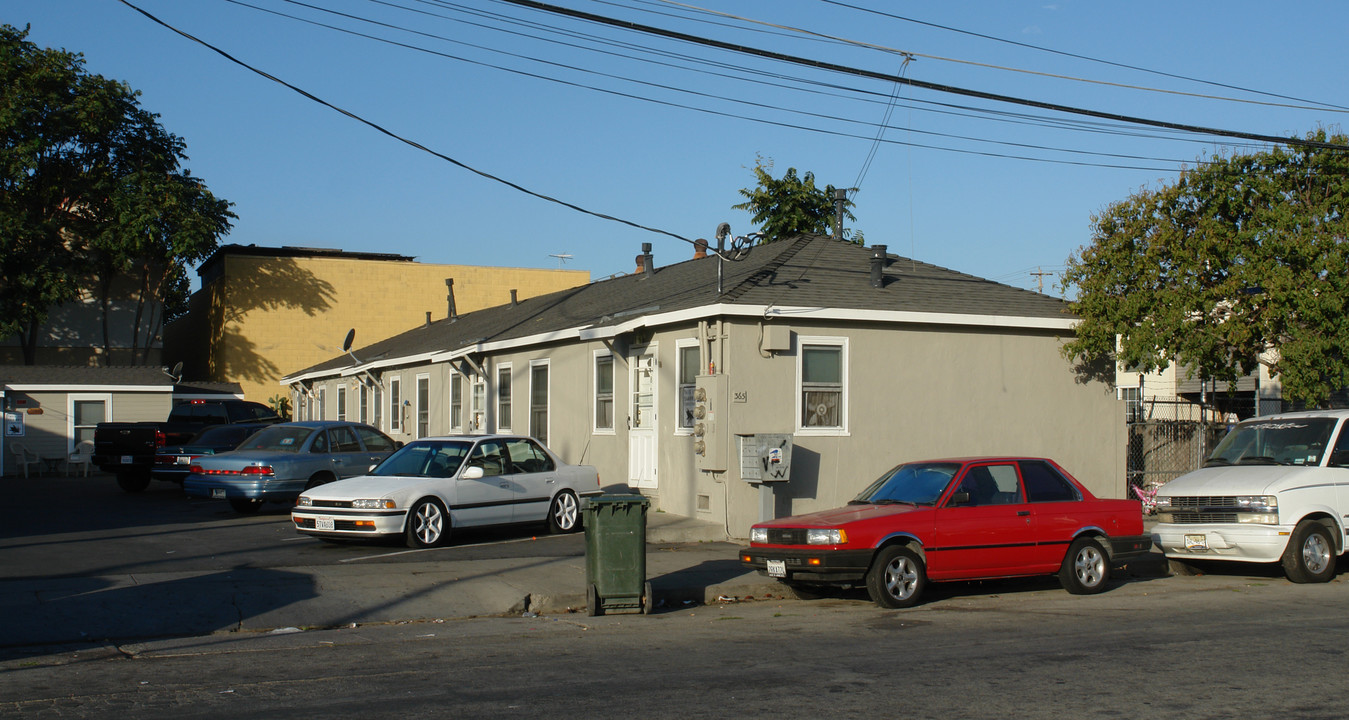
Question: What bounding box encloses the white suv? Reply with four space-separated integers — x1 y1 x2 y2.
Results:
1152 409 1349 583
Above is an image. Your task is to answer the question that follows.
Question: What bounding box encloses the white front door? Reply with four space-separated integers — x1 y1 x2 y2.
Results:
628 350 658 489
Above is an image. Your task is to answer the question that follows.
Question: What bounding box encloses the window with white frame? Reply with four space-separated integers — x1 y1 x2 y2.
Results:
497 363 512 431
470 373 486 432
359 384 369 424
449 370 463 430
530 360 549 444
69 393 110 451
336 386 347 421
373 384 383 430
416 374 430 438
593 352 614 432
317 388 327 421
798 338 847 433
676 340 700 431
389 378 402 432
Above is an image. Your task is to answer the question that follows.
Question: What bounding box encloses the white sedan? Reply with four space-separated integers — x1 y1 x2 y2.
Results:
292 435 603 548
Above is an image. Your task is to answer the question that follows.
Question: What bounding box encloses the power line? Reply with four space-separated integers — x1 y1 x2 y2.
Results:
491 0 1348 151
115 0 701 248
814 0 1349 112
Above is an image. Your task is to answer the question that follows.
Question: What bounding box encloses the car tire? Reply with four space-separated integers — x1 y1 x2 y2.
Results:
1282 520 1336 583
547 491 581 534
1060 536 1110 594
116 471 151 494
865 545 926 609
406 498 448 548
304 473 336 490
229 497 263 514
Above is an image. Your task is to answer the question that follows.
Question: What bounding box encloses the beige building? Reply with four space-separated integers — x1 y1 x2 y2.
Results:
285 235 1127 537
165 244 589 405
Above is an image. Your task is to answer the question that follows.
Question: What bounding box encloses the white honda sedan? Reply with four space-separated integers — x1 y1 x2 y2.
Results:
292 435 603 548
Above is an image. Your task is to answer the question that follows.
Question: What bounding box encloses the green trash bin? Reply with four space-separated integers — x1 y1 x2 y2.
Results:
584 494 652 616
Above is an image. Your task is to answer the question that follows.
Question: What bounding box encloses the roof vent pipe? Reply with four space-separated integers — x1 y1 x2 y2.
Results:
510 289 518 307
446 278 457 321
870 244 888 288
425 311 432 327
694 238 708 259
642 242 654 278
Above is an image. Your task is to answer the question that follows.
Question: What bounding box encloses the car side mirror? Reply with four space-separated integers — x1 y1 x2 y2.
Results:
948 491 970 506
461 465 485 480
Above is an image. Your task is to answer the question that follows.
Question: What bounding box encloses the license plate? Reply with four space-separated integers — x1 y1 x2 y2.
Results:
121 455 133 464
176 456 190 465
316 516 335 531
211 488 226 499
766 559 786 578
1185 534 1208 551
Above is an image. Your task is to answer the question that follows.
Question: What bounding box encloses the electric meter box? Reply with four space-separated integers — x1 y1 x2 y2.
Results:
738 433 793 483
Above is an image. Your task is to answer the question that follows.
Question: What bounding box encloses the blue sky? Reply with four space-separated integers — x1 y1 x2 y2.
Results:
13 1 1348 293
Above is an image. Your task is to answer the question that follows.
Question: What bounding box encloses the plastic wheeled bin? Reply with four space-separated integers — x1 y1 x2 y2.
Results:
584 494 652 615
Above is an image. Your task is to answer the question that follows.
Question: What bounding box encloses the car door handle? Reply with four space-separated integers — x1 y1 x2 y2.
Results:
499 481 510 488
1017 510 1030 516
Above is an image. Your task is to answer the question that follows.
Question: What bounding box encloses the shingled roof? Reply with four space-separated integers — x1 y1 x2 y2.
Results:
283 235 1073 382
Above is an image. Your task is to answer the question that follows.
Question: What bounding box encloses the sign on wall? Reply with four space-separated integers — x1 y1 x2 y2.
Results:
4 412 24 437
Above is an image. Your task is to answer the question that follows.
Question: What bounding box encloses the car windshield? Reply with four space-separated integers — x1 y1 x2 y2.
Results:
850 462 961 506
237 425 314 453
372 440 472 478
1205 418 1338 467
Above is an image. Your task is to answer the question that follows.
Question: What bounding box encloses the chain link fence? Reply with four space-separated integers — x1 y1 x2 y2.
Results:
1125 397 1279 493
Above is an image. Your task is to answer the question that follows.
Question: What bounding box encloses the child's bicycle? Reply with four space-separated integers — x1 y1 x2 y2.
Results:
1132 480 1165 515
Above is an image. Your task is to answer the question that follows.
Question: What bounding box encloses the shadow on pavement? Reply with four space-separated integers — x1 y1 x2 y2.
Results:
0 567 317 659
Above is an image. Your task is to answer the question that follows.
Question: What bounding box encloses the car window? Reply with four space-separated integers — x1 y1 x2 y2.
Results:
310 430 329 453
1020 460 1081 503
953 464 1023 506
468 439 509 477
329 425 362 453
355 426 395 452
238 425 315 453
196 425 252 447
373 440 471 477
505 438 554 474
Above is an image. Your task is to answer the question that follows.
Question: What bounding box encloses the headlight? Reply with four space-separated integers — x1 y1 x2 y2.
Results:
806 528 848 545
1235 496 1278 512
296 497 312 507
750 527 768 544
352 498 395 510
1154 496 1171 509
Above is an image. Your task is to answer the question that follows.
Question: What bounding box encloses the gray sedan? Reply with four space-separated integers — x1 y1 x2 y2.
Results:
184 421 398 513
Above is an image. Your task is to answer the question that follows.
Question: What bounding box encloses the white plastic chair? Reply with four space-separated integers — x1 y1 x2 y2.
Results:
68 440 94 477
9 441 42 478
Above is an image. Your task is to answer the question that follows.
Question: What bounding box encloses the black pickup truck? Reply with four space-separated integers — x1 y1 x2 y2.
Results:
94 399 281 492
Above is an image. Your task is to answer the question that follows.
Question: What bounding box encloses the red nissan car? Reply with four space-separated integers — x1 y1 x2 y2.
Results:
741 457 1151 608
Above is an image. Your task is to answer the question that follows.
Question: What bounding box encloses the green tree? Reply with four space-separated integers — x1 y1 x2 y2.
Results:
733 158 858 243
0 24 233 364
1062 129 1349 405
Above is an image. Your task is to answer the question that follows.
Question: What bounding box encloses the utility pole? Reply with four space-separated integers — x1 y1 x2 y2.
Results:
1030 267 1054 294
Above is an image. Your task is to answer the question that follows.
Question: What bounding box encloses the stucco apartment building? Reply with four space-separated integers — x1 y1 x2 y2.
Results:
284 235 1127 537
164 244 589 405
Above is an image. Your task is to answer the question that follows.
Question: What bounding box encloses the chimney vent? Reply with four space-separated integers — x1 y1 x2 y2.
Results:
694 238 708 259
425 311 432 327
641 242 654 278
510 289 518 307
446 278 457 320
870 244 888 288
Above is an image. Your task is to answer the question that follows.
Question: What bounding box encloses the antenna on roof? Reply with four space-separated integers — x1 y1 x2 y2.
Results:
549 252 573 267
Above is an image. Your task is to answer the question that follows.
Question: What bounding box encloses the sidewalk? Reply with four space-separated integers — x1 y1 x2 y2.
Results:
0 512 1168 655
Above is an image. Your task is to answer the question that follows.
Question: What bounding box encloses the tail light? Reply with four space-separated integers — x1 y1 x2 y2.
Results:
154 430 166 449
240 465 274 476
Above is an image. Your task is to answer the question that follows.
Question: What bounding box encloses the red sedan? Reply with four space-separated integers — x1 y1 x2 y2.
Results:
741 457 1151 608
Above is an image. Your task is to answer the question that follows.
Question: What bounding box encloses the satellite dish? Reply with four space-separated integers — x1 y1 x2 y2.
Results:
171 361 184 379
342 328 356 352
